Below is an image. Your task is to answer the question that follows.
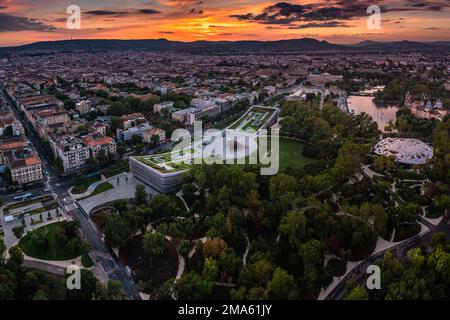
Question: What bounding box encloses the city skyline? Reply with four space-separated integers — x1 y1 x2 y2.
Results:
0 0 449 47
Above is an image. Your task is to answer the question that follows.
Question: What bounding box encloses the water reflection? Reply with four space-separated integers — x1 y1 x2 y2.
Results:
347 95 399 132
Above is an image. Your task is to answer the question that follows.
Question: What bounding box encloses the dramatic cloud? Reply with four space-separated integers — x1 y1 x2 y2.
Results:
85 10 127 16
0 13 56 32
189 8 204 14
229 1 373 27
0 0 9 10
85 9 161 17
288 21 349 29
230 0 449 28
137 9 161 14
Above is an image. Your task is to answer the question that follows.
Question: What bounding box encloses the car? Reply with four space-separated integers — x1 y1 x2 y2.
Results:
43 169 49 175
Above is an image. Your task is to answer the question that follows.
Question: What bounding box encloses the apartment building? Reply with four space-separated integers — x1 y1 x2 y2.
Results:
116 123 152 142
82 135 117 158
121 113 147 130
0 137 27 170
4 148 43 185
50 136 90 174
142 127 166 144
153 101 175 114
75 100 92 115
0 114 24 137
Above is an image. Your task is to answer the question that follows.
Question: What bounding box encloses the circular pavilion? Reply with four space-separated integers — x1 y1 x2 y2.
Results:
373 138 433 165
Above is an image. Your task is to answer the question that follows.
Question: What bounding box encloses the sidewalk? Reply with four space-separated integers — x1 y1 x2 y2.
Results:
77 172 159 214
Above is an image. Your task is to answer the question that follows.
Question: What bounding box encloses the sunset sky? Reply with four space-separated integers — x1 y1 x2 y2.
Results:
0 0 449 47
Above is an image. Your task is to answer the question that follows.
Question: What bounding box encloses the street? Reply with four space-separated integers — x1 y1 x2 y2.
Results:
326 213 450 300
1 86 141 300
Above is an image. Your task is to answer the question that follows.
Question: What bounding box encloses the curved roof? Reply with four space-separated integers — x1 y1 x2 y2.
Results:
373 138 433 165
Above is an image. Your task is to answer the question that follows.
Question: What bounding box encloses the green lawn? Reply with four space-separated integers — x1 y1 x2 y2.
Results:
92 182 114 195
72 176 102 194
256 137 317 169
278 138 317 169
72 181 93 194
19 222 85 261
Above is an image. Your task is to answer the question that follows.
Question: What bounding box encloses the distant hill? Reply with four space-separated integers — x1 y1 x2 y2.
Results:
351 40 450 51
0 38 449 55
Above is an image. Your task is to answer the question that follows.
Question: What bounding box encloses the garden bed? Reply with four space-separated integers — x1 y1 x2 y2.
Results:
19 222 85 261
3 195 53 214
91 182 114 196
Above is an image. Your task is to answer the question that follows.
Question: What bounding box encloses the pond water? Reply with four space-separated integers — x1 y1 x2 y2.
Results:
347 95 399 132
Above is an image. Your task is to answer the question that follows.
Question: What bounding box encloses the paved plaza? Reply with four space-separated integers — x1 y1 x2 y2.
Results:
77 172 159 214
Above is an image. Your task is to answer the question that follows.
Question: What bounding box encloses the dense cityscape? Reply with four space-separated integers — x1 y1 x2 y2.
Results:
0 0 449 308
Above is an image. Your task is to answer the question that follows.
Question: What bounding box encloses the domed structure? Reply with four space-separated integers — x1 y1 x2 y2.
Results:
373 138 433 165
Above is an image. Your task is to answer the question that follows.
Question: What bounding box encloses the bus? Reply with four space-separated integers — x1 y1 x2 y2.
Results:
13 192 33 201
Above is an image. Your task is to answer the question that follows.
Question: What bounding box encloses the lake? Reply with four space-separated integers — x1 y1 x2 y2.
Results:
347 95 399 132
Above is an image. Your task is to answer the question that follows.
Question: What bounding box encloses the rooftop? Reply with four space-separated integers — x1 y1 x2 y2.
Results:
373 138 433 165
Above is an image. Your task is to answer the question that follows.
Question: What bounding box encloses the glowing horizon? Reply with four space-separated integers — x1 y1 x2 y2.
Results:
0 0 449 47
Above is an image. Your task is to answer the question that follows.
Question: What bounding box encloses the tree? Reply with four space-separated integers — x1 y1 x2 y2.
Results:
62 220 80 239
30 232 48 251
373 206 388 238
247 287 268 300
2 124 14 136
428 247 450 279
67 238 81 255
299 240 323 293
435 195 450 212
104 214 132 248
0 239 6 265
374 155 396 173
110 116 124 130
431 232 448 249
203 258 219 282
155 279 174 300
395 203 421 225
66 269 98 300
345 285 369 300
32 290 48 300
12 226 24 239
267 267 299 300
181 183 197 206
218 248 242 281
8 245 24 267
269 173 297 202
279 211 308 250
238 258 274 289
106 280 124 300
0 273 15 299
150 195 181 219
108 102 126 117
131 134 143 145
173 272 213 300
134 184 147 205
54 156 64 173
143 231 165 261
203 238 228 259
150 134 160 147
